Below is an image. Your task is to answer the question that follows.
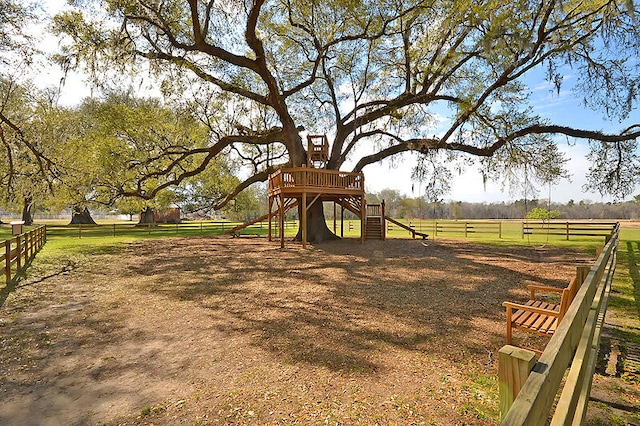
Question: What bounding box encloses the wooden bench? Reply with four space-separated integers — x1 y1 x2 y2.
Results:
503 266 589 346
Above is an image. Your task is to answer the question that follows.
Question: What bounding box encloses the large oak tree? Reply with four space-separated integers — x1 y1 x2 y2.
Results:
52 0 640 241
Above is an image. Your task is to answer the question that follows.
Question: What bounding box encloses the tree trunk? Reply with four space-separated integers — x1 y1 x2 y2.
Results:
69 206 97 225
138 207 156 225
21 197 34 225
294 199 340 243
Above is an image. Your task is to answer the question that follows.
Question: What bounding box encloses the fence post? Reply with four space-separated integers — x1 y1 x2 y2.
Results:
465 221 468 238
499 222 502 239
566 222 570 240
499 345 538 420
16 235 22 271
4 240 10 284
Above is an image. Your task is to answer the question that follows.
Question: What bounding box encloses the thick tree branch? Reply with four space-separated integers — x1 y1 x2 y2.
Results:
213 163 285 210
352 125 640 172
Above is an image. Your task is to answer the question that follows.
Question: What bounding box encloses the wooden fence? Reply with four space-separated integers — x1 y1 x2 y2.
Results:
499 225 619 424
45 220 299 239
522 221 618 241
2 225 47 284
435 220 502 238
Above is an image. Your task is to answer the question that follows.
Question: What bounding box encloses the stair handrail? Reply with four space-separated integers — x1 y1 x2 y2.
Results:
384 216 428 239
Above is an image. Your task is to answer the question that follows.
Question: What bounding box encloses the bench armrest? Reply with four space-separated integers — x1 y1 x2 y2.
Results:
527 284 564 299
502 301 561 317
527 284 564 293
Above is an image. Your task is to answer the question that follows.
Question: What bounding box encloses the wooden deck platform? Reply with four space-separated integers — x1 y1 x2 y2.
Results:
268 168 365 198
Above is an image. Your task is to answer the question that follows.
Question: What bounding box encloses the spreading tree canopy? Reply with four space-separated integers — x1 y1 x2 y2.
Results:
46 0 640 238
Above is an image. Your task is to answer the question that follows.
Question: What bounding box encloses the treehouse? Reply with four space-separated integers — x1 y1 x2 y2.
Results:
266 134 400 248
230 135 426 247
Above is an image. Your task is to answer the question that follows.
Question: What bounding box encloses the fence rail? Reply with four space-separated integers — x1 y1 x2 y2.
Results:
435 220 502 238
45 220 300 238
522 221 618 241
499 225 619 424
2 225 47 284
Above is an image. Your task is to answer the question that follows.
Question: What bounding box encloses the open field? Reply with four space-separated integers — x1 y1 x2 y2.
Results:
0 224 638 424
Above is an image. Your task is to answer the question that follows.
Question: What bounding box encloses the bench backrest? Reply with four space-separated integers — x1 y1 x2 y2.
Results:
559 276 580 320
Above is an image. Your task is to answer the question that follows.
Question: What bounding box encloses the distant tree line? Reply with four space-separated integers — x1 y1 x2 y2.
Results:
364 189 640 220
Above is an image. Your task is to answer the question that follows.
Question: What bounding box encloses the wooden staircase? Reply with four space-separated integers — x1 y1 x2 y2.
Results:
365 216 383 240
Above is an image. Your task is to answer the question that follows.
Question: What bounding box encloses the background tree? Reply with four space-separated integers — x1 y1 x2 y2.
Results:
0 77 72 224
48 0 640 241
526 207 561 221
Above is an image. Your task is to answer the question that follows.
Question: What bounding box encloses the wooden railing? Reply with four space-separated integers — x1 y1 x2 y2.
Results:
499 225 619 424
366 202 384 218
268 168 364 195
385 216 429 239
522 221 618 241
435 221 502 238
2 225 47 284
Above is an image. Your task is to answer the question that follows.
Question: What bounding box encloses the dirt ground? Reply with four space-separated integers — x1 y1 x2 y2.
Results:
0 236 623 425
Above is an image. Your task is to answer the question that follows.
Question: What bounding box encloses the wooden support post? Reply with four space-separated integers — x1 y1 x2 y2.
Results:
16 236 22 271
499 221 502 239
360 197 366 243
268 196 272 242
302 193 307 249
499 345 538 421
4 240 10 284
340 204 344 237
465 221 468 238
566 222 570 241
279 194 285 249
381 200 386 240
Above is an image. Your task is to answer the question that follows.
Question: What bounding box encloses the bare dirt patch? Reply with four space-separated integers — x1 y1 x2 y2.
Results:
0 237 593 425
